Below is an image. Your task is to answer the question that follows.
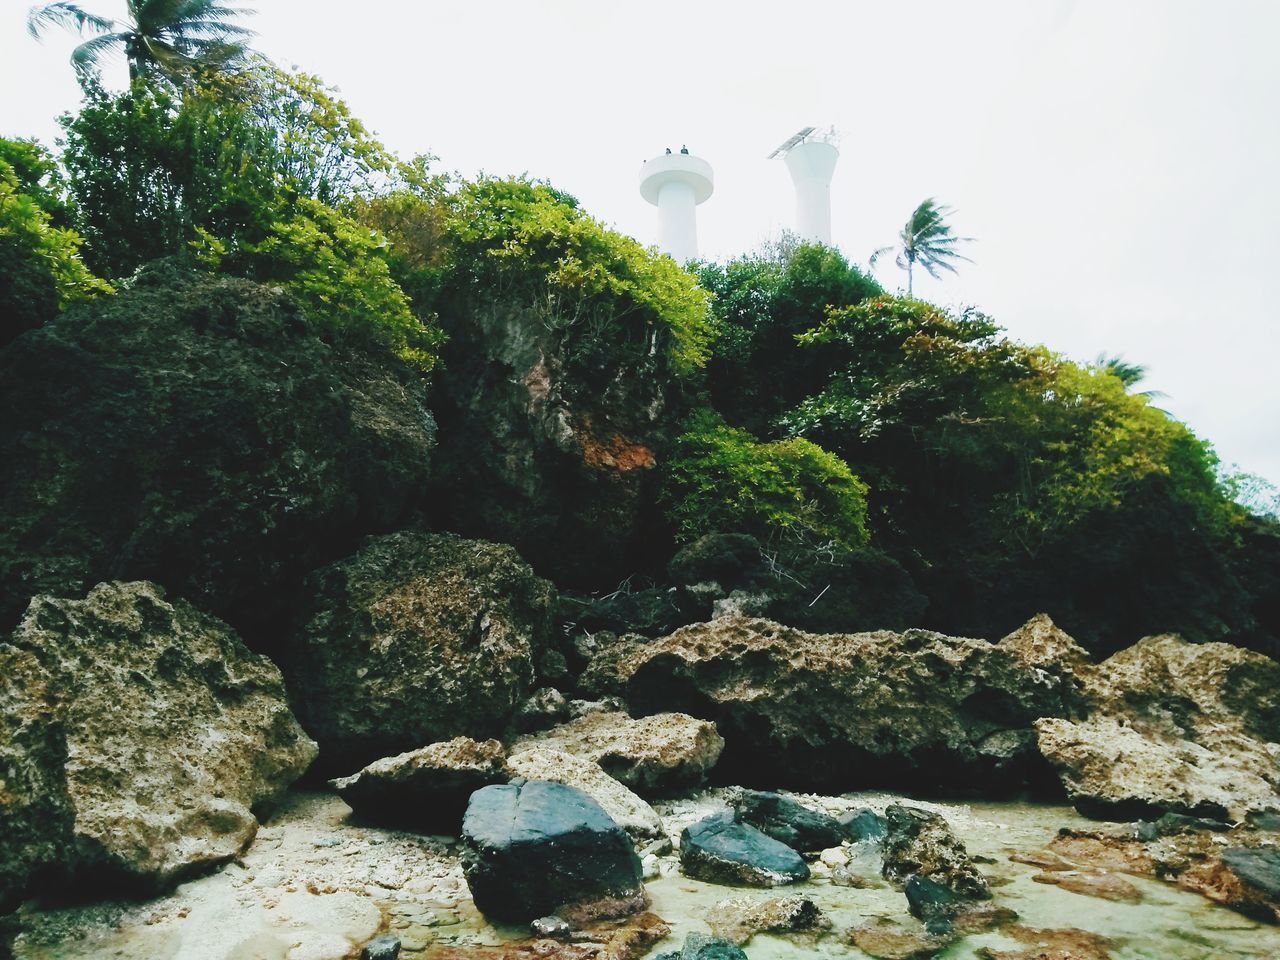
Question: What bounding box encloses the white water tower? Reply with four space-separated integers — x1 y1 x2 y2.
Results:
639 148 714 263
770 127 840 245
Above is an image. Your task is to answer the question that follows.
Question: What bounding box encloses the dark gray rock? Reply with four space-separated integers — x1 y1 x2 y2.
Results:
459 779 644 924
839 808 888 844
905 874 960 935
1222 848 1280 900
360 935 401 960
679 810 809 887
662 932 748 960
1249 811 1280 832
729 790 845 852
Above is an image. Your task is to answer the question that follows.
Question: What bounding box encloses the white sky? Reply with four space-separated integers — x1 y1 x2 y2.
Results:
3 0 1278 486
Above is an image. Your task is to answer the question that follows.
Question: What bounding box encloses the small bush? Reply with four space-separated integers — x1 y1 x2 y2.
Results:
663 408 869 552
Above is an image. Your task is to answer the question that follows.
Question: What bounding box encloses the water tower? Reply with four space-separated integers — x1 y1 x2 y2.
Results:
770 127 840 245
639 148 714 263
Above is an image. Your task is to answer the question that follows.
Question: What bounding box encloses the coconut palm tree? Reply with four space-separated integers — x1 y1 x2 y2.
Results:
1094 353 1168 401
872 197 973 296
27 0 255 84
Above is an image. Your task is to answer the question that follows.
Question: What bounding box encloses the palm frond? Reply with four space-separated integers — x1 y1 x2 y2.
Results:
27 2 114 39
70 30 128 72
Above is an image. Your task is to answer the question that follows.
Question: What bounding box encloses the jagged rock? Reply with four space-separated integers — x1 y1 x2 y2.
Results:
0 267 436 637
0 581 316 900
705 894 830 945
1035 633 1280 821
905 875 961 933
459 780 645 924
839 808 889 844
882 805 990 901
728 790 846 852
512 688 571 734
505 749 663 839
584 616 1080 790
512 711 723 795
284 531 556 773
658 932 748 960
679 810 810 887
360 935 402 960
429 279 672 589
330 737 510 832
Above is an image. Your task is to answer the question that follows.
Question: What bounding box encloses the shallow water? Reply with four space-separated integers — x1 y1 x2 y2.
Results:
10 789 1280 959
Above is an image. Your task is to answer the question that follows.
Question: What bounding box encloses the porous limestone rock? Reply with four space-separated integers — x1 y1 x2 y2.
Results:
513 710 724 795
0 581 316 898
583 616 1082 789
1035 633 1280 820
881 805 991 901
330 737 510 833
285 531 556 774
704 895 830 945
505 749 664 840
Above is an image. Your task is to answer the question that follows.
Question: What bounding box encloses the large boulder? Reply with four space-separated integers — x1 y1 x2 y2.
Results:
583 616 1085 790
459 780 645 924
0 582 316 902
512 710 724 795
429 289 671 588
284 531 556 774
679 810 810 887
1035 633 1280 820
330 737 510 833
0 266 436 637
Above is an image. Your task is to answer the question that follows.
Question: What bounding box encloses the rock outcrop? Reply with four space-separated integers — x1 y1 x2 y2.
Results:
583 616 1083 790
1035 633 1280 820
284 531 556 774
429 288 672 588
512 711 724 795
0 582 316 901
330 737 510 833
459 780 645 924
679 810 810 887
0 267 436 636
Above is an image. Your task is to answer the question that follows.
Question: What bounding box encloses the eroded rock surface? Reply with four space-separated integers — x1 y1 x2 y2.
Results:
881 805 991 902
1035 633 1280 820
583 616 1081 789
704 895 830 946
285 531 556 773
512 711 723 795
0 581 316 898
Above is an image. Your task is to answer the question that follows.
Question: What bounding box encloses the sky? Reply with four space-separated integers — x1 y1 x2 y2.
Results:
3 0 1278 488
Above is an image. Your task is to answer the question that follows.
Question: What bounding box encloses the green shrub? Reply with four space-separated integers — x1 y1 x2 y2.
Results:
444 177 713 376
0 157 111 343
663 408 869 551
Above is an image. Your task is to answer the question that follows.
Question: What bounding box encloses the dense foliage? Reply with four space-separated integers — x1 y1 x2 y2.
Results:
0 149 111 344
663 409 870 553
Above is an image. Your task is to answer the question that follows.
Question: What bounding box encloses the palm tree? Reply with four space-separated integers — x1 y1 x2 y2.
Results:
1094 353 1168 401
872 197 973 296
27 1 255 84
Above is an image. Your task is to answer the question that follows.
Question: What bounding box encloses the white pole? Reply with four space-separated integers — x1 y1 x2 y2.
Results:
656 179 698 264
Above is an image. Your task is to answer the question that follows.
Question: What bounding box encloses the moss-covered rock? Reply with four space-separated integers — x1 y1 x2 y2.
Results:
0 265 436 638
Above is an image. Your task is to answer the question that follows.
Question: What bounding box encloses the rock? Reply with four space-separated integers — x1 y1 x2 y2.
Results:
505 748 663 840
705 894 830 945
848 920 950 960
839 808 889 844
587 616 1082 790
679 810 810 887
0 267 436 637
330 737 510 832
1030 870 1142 903
0 582 316 898
667 534 763 589
1216 848 1280 920
459 780 645 924
361 935 402 960
1250 811 1280 831
997 613 1095 678
284 531 556 773
428 271 672 589
661 932 748 960
882 805 990 901
512 688 571 734
905 875 961 933
513 711 723 795
1035 633 1280 821
530 916 571 939
728 790 845 852
563 588 693 638
974 924 1114 960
